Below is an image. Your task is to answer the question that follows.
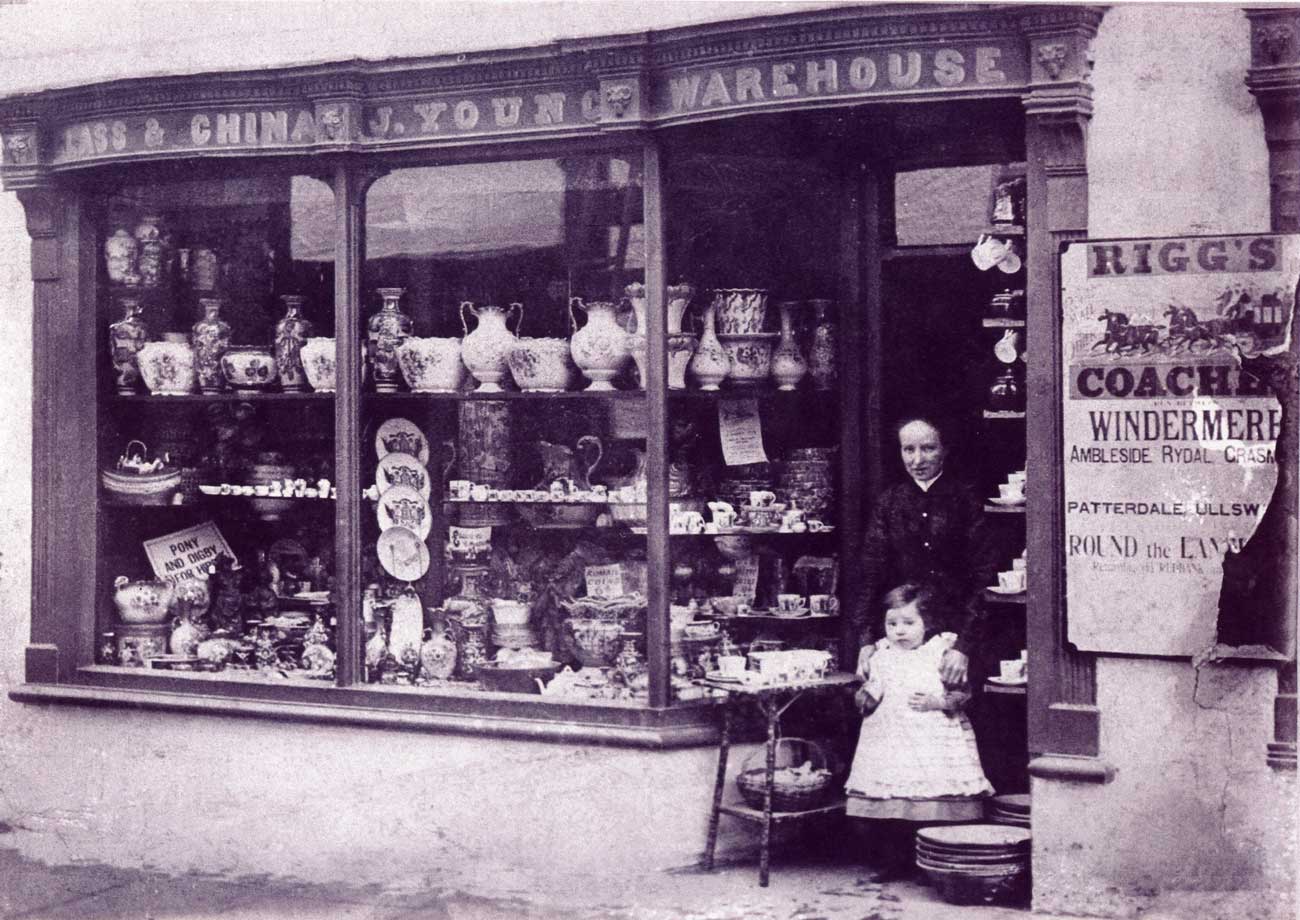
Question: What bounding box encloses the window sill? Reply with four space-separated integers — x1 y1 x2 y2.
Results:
10 669 723 749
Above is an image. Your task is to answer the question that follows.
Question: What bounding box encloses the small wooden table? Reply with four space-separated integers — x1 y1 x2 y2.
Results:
699 671 861 886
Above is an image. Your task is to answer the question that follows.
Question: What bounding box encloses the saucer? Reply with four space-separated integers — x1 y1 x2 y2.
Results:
987 495 1026 506
986 584 1026 595
988 675 1027 687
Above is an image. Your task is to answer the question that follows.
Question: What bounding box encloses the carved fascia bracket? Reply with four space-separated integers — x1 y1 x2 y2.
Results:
15 186 65 241
1020 4 1101 167
1246 9 1300 146
0 112 49 191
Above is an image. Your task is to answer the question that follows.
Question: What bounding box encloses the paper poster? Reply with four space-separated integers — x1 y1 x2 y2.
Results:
143 521 234 585
1061 234 1295 655
718 398 768 466
585 563 624 599
448 525 491 553
732 556 760 604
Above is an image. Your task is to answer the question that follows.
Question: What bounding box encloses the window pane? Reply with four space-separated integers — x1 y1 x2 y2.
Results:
98 172 337 680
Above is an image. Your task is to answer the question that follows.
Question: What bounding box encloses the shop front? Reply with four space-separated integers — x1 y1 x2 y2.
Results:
0 3 1293 914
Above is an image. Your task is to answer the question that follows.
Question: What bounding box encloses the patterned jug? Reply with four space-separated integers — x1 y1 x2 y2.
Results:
460 301 522 392
569 297 630 391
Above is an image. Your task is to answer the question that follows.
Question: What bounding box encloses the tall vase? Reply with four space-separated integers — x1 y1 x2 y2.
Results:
368 287 413 392
770 301 808 391
190 243 219 292
807 299 837 392
108 293 149 394
624 283 647 334
134 214 168 289
104 227 138 285
275 294 314 392
688 302 729 391
570 297 630 391
666 283 695 336
191 297 231 394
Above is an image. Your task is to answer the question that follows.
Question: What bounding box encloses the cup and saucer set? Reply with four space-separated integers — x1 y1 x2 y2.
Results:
987 469 1026 507
987 550 1027 596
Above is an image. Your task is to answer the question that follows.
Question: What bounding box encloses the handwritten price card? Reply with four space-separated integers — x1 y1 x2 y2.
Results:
143 521 234 585
732 557 760 604
718 398 768 467
448 525 491 553
585 563 625 599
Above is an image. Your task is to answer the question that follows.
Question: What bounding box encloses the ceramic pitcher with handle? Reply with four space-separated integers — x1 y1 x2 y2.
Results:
460 301 522 392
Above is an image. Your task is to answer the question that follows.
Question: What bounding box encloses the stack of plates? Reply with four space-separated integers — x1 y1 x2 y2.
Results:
914 824 1030 905
492 623 538 650
987 793 1031 828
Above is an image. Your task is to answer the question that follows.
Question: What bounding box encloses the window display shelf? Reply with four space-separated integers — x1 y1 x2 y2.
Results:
110 392 333 404
983 410 1025 420
983 503 1026 515
668 387 831 401
367 390 646 402
982 318 1025 328
985 681 1027 696
984 590 1027 606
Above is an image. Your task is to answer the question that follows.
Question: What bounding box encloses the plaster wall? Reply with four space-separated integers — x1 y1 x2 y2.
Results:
1031 4 1295 917
0 0 1293 909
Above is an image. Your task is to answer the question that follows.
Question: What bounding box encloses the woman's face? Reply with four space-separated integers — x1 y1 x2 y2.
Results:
898 420 946 483
884 601 926 649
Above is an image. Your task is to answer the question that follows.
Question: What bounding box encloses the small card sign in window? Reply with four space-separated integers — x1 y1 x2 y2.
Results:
585 563 624 599
143 521 234 584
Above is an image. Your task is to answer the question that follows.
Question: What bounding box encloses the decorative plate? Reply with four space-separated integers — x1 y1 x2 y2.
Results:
375 417 429 465
375 451 431 499
377 526 430 582
376 484 433 540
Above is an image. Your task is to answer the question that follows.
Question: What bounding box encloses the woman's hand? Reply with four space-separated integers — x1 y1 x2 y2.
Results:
908 691 945 712
939 648 968 685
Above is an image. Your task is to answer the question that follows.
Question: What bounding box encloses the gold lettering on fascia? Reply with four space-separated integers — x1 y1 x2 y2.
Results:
666 45 1011 113
61 109 313 161
369 91 595 139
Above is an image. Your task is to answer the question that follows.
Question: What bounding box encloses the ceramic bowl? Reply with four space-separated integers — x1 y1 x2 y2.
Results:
491 599 530 626
717 333 778 384
300 337 336 392
509 337 576 392
221 346 279 391
398 337 465 393
567 619 624 667
137 340 196 395
112 576 176 625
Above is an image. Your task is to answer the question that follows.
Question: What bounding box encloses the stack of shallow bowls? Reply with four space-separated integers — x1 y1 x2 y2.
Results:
492 623 538 650
914 824 1030 906
987 794 1031 828
778 448 836 522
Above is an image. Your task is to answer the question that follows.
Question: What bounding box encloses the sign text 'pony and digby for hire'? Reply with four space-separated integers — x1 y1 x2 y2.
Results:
1061 234 1295 657
54 41 1020 162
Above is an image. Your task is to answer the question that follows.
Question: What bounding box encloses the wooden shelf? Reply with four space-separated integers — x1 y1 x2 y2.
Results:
366 389 646 401
719 799 846 823
983 410 1025 419
985 681 1027 696
668 386 828 401
982 318 1025 328
983 503 1026 514
109 392 332 404
984 589 1027 606
881 243 971 261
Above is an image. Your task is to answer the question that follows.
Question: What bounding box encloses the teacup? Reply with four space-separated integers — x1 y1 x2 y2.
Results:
809 594 837 615
748 490 777 509
781 508 806 532
710 596 739 617
998 570 1026 592
1012 557 1027 572
708 501 737 530
717 655 746 677
998 482 1025 502
777 593 807 614
1000 659 1026 681
680 511 705 534
470 484 489 501
1008 470 1027 486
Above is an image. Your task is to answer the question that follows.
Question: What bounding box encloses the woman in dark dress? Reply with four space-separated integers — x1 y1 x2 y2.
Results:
855 416 998 696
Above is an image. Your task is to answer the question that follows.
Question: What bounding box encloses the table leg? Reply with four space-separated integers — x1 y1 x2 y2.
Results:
759 697 778 887
701 703 732 871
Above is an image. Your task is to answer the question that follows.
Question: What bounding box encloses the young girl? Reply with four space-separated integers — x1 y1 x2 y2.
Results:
845 583 993 878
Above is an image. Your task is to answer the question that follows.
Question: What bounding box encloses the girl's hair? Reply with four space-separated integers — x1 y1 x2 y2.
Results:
881 582 938 636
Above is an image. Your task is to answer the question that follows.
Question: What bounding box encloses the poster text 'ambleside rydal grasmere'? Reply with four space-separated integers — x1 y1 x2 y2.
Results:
1060 234 1294 657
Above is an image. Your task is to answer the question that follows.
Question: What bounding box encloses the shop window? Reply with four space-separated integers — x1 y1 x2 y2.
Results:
97 172 337 679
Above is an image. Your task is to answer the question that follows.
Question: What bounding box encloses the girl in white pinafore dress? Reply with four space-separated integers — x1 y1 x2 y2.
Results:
845 583 992 877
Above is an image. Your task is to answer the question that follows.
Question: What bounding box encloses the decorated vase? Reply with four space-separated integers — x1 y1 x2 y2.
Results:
300 337 336 392
807 299 837 391
368 287 413 392
508 337 575 392
275 294 314 392
108 294 149 394
138 335 196 395
190 297 231 394
460 301 521 392
688 301 729 391
624 282 647 333
667 332 697 390
666 283 695 336
134 214 168 288
398 336 465 393
191 244 219 292
771 301 808 391
569 297 629 391
713 288 769 335
628 333 648 390
104 227 139 285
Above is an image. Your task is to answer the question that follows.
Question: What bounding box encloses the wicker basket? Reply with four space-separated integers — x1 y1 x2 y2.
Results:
736 737 836 811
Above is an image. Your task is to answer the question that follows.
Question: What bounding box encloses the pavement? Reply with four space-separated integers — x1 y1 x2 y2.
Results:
0 842 1043 920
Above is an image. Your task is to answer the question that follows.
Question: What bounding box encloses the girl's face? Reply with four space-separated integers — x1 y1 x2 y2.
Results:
884 601 926 649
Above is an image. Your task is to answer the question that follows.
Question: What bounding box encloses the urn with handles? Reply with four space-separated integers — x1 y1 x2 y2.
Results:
569 297 630 391
460 301 522 393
